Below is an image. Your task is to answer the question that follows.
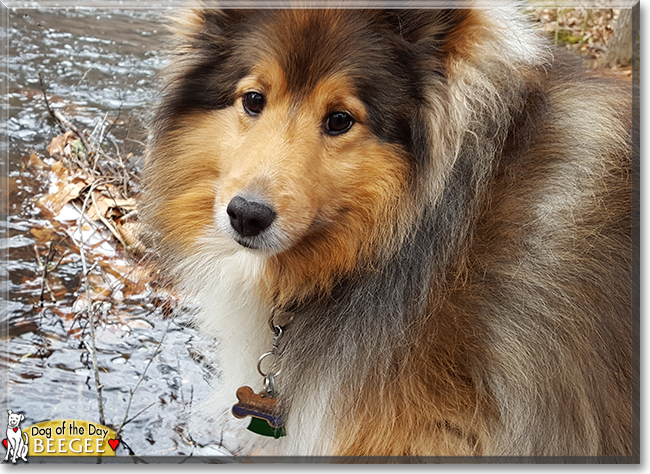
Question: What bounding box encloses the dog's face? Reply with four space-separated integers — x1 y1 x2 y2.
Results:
145 9 469 291
7 411 23 429
206 58 410 254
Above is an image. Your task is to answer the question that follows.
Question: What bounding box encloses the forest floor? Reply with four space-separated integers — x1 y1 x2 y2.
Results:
529 5 633 77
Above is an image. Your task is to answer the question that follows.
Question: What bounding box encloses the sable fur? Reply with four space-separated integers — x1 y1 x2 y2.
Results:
142 4 633 457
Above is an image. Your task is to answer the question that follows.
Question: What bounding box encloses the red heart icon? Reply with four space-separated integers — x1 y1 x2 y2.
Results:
12 428 17 433
108 439 119 451
2 439 7 449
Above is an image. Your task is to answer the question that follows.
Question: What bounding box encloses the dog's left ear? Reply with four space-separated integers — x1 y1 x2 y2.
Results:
383 9 470 44
19 414 24 422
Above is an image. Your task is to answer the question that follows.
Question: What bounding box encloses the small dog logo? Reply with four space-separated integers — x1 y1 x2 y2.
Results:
3 409 28 463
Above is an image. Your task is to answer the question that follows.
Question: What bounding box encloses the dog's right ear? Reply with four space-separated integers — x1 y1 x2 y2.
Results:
7 409 12 415
170 5 249 42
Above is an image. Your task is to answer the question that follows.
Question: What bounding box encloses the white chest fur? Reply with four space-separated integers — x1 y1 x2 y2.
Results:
178 237 335 455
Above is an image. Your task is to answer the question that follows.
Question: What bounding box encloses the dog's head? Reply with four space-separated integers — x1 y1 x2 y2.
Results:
147 12 456 244
143 7 547 295
7 410 24 429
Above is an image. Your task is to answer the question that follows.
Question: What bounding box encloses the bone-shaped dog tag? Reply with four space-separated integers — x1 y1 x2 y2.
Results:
232 386 286 438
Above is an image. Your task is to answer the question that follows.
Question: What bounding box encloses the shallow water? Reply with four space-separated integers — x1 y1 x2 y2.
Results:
2 6 234 460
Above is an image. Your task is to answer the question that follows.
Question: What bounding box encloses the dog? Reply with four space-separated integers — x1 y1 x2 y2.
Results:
142 4 633 457
4 410 28 463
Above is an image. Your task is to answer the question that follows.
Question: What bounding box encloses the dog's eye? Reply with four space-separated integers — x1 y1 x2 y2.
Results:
242 92 265 116
324 112 354 135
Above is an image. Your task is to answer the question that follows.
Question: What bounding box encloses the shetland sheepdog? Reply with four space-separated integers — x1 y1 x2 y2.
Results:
142 4 633 458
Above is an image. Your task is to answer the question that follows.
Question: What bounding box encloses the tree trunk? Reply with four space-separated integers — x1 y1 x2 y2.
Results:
604 8 633 67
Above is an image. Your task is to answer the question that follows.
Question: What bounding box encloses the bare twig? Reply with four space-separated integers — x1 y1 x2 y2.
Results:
116 318 173 437
69 261 98 331
49 250 67 274
121 402 155 429
108 135 122 162
36 242 58 306
90 113 110 173
125 138 146 148
74 67 93 89
39 73 93 157
77 179 109 426
121 210 138 221
174 354 197 448
121 115 134 159
102 103 122 146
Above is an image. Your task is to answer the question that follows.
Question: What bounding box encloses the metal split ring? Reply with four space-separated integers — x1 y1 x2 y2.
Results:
257 351 282 378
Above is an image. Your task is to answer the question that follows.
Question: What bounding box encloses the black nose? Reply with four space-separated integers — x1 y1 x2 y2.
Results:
226 196 276 237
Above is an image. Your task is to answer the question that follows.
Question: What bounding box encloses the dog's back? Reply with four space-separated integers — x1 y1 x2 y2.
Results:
314 56 633 457
443 57 632 456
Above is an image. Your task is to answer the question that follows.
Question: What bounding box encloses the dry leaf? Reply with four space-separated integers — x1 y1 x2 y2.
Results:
50 160 67 177
47 131 77 157
30 226 60 243
28 151 48 169
108 197 137 210
47 135 66 157
115 221 146 256
37 179 86 215
87 191 111 221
